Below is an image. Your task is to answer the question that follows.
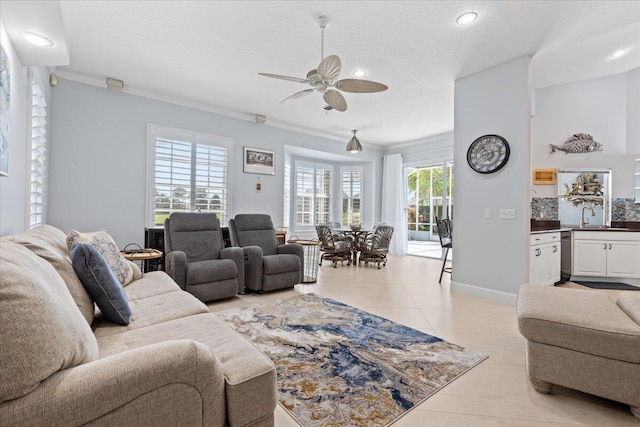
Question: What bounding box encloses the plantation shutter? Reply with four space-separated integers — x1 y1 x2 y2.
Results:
152 135 228 226
29 78 48 228
342 170 362 225
294 162 332 226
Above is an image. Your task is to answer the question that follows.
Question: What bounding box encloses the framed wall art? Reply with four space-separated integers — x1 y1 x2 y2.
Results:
0 45 10 177
243 146 275 175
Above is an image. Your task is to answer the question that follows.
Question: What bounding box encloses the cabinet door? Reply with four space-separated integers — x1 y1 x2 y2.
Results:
573 240 607 277
529 247 543 284
607 241 640 278
546 242 561 284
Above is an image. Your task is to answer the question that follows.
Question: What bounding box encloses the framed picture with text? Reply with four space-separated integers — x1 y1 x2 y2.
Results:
243 147 275 175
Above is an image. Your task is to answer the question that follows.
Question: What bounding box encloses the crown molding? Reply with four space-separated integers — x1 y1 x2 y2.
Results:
53 70 387 151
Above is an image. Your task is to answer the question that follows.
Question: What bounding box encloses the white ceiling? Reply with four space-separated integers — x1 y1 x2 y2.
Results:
3 1 639 147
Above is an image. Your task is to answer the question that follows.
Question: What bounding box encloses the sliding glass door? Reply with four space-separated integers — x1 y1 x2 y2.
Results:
406 162 453 242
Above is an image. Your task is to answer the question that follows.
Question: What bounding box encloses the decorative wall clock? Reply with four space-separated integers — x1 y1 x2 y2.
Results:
466 134 510 174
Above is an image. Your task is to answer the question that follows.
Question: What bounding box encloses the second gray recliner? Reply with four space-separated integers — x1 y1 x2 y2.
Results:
228 214 303 293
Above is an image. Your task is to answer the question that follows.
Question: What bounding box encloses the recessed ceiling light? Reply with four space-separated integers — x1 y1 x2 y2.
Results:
19 31 54 47
609 48 628 59
456 12 478 25
353 69 367 78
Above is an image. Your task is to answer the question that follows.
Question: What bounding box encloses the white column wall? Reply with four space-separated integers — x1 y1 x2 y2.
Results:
452 56 532 304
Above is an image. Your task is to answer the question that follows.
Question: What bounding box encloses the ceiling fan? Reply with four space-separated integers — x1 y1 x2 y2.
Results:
258 16 388 112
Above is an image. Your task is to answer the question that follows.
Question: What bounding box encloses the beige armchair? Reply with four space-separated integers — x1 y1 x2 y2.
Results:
517 284 640 420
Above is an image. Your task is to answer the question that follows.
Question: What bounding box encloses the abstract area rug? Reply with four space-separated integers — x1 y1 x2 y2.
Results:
218 293 487 426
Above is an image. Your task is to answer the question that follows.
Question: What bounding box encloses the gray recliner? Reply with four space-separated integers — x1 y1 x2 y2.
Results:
228 214 303 293
164 212 244 301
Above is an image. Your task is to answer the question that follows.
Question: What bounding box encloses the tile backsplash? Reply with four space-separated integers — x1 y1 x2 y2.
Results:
531 198 558 220
531 197 640 222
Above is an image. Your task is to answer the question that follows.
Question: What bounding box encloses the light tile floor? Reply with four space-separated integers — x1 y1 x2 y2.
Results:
407 240 452 260
208 255 637 426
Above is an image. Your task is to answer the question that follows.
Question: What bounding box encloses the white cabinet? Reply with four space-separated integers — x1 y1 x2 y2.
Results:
573 231 640 279
530 232 561 286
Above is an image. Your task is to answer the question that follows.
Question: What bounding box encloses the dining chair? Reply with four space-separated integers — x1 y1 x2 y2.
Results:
435 217 453 283
316 225 352 268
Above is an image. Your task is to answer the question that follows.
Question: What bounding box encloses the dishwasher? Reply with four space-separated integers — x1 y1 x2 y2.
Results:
560 230 572 280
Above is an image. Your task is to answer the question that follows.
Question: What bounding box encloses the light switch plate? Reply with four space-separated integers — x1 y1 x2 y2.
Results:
500 209 516 219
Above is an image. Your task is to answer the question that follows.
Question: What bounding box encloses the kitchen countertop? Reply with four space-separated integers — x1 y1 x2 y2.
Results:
530 219 640 233
568 226 640 232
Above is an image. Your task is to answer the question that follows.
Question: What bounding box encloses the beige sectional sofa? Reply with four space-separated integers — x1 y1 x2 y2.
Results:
517 284 640 420
0 225 277 426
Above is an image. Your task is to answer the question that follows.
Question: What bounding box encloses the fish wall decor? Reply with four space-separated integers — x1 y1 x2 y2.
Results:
550 133 602 154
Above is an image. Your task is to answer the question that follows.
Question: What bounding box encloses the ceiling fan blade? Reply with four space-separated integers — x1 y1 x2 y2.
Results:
323 90 347 112
317 55 341 80
335 79 389 93
258 73 308 84
279 89 314 104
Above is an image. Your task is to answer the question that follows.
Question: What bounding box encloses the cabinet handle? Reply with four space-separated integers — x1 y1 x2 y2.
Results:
536 248 541 256
609 243 612 250
604 243 607 250
553 245 558 253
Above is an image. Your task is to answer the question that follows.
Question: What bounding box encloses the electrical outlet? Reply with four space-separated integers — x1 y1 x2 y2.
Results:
500 209 516 219
484 209 492 219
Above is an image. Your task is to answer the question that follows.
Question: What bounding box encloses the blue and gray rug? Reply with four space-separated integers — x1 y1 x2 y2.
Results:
218 293 487 427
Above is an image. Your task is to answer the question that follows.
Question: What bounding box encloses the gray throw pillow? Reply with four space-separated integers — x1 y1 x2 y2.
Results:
70 243 131 325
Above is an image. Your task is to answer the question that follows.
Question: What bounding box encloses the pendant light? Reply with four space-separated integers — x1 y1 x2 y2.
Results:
346 130 362 153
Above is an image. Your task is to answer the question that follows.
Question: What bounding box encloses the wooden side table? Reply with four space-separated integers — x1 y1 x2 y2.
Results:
121 249 163 274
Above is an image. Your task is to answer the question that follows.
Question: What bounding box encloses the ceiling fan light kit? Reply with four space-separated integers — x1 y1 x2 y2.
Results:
259 16 388 113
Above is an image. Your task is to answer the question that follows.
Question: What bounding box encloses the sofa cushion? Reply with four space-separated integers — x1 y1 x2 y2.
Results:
71 243 131 325
124 271 182 301
0 240 99 402
66 229 138 286
263 254 300 275
618 292 640 326
93 288 210 338
517 284 640 364
6 226 95 324
97 313 276 426
187 259 237 285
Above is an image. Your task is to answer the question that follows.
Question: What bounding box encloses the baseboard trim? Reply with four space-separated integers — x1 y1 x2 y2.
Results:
450 281 518 306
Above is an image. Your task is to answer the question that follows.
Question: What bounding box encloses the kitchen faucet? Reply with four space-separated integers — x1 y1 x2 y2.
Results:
580 206 595 228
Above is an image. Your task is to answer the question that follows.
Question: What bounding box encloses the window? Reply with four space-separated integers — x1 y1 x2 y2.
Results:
341 167 362 225
29 73 48 228
147 125 232 226
294 161 332 227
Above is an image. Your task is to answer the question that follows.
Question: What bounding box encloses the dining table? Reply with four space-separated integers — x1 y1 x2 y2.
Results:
336 228 371 264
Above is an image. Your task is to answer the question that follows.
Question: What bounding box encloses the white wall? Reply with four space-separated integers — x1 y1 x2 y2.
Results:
627 67 640 155
531 70 638 199
49 78 383 247
384 134 454 167
0 23 28 236
452 57 531 303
